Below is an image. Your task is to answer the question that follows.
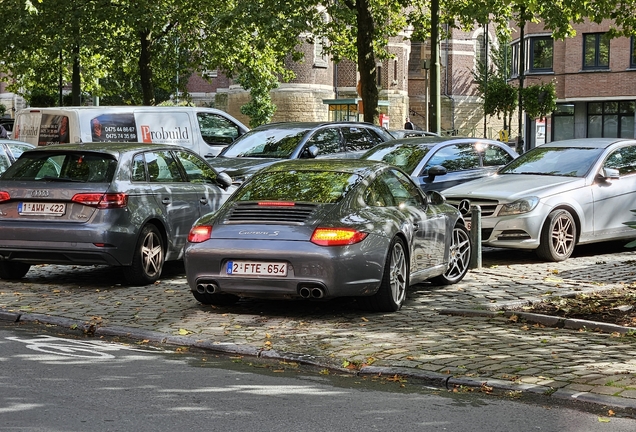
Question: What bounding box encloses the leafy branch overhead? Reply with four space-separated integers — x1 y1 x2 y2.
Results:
1 0 635 126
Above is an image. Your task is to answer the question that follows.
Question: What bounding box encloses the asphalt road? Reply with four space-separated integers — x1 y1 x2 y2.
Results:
2 242 636 415
2 324 636 431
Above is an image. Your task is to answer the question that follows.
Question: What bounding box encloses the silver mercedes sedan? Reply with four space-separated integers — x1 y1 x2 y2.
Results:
443 138 636 261
184 159 471 312
0 143 234 285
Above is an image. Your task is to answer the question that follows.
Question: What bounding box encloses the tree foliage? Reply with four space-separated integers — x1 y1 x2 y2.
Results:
1 0 634 126
522 82 557 120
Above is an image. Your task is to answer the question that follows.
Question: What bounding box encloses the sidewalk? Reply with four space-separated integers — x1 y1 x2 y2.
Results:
1 243 636 412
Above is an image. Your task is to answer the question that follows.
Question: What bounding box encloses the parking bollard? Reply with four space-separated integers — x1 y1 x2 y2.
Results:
469 205 482 269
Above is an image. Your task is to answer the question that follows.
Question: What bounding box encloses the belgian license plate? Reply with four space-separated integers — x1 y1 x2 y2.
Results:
226 261 287 277
18 202 66 216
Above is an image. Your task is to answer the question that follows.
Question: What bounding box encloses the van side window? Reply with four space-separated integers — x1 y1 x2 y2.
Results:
197 113 240 146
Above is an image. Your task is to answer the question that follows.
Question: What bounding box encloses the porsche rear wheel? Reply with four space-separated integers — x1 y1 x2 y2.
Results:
536 209 576 262
361 237 409 312
431 223 471 285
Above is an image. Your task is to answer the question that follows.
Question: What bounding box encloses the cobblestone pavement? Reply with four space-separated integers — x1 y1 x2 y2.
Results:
2 242 636 411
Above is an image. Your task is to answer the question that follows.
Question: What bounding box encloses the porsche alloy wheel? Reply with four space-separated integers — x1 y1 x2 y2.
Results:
362 237 409 312
432 224 471 285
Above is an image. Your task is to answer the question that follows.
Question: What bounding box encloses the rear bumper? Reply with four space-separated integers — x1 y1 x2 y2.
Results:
184 238 386 299
0 223 138 266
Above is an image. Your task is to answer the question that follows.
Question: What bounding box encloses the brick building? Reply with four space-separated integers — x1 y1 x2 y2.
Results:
512 19 636 148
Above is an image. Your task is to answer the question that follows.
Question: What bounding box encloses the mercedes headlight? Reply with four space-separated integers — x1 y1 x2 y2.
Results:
498 197 539 216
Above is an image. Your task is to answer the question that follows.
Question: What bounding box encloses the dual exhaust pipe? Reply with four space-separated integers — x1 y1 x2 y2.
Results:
299 286 325 299
196 282 218 294
196 281 325 299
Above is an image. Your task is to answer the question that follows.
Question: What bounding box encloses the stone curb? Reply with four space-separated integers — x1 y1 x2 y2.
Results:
438 308 636 334
2 306 635 411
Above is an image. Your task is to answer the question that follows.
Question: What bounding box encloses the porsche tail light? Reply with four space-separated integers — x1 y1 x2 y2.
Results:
71 193 128 209
188 225 212 243
0 191 10 203
310 228 368 246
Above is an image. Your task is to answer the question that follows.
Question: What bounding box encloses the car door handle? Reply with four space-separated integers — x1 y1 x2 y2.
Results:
162 198 170 205
200 198 208 204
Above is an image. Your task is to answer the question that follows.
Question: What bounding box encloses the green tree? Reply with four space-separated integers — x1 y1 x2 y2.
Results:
315 0 422 124
473 30 517 138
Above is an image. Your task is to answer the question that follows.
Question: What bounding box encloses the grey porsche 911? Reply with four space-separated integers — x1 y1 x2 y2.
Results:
184 159 471 312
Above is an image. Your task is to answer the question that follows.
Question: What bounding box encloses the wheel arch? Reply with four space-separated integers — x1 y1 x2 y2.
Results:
544 204 582 244
142 217 169 254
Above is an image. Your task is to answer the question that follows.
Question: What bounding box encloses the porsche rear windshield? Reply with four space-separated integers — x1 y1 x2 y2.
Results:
499 147 603 177
1 152 117 182
234 171 361 204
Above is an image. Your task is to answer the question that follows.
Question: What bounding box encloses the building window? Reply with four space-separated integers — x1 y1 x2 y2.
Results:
583 33 610 69
587 101 635 138
510 41 519 77
553 103 575 141
631 36 636 68
393 59 398 82
313 37 328 68
475 33 487 67
529 37 553 72
376 65 382 87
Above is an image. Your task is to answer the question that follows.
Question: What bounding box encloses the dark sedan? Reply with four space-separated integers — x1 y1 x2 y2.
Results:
184 159 471 312
0 143 234 285
207 121 394 184
361 137 518 192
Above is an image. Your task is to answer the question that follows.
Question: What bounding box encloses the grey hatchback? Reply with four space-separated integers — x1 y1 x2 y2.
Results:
0 143 234 285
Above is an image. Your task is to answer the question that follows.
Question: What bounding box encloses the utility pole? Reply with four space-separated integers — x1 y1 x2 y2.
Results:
517 9 526 153
429 0 441 134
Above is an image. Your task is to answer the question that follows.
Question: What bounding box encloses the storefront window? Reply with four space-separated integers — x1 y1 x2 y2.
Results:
553 104 574 141
587 101 635 138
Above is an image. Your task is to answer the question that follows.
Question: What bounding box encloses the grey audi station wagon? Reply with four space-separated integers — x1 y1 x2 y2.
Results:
0 142 234 285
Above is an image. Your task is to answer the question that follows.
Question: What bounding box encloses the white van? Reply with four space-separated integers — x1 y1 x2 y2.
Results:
13 106 249 158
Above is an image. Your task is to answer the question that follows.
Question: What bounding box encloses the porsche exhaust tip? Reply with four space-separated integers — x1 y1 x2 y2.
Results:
196 283 218 294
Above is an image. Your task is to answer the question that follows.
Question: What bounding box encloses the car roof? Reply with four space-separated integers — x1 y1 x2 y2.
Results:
0 139 34 147
262 158 392 176
376 136 512 148
252 121 382 131
538 138 636 149
22 142 192 156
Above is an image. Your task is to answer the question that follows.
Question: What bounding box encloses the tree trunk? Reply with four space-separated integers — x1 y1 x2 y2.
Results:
356 0 378 124
139 30 155 106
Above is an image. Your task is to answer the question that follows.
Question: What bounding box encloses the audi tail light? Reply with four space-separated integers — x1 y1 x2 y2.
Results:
71 193 128 209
